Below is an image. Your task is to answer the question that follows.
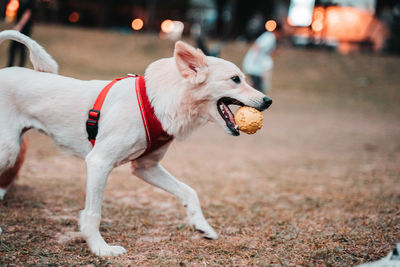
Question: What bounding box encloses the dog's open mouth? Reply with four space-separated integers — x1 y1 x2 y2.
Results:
217 97 244 136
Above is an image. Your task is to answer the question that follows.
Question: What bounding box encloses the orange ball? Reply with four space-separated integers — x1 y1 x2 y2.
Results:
234 106 263 134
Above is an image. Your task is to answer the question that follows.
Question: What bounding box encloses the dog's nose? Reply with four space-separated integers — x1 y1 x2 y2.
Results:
260 96 272 110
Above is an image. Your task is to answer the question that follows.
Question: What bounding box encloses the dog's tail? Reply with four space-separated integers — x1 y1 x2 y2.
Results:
0 30 58 74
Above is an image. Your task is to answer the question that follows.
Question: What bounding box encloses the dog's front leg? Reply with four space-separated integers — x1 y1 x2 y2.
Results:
79 154 126 256
133 163 218 239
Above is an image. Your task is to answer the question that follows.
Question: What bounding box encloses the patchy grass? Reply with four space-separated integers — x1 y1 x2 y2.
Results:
0 24 399 266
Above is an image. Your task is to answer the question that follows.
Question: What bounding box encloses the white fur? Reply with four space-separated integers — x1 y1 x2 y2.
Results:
0 32 270 256
0 30 58 74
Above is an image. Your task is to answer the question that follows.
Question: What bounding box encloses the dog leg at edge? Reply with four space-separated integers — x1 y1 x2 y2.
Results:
0 137 28 200
132 163 218 239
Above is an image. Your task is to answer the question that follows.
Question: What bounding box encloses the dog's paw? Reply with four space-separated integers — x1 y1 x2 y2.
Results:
198 226 218 240
92 244 127 257
192 220 218 240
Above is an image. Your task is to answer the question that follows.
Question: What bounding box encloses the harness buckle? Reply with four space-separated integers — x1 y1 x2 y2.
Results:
86 120 98 142
88 109 100 120
86 109 100 142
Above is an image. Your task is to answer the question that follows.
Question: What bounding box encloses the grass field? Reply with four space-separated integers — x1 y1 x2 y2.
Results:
0 24 399 266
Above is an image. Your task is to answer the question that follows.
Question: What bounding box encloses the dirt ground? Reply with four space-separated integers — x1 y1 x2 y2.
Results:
0 24 399 266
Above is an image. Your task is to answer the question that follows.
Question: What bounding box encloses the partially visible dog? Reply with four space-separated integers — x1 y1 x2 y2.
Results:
0 30 272 256
0 137 27 200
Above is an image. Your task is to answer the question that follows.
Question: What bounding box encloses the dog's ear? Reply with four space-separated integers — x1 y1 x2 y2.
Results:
174 41 209 84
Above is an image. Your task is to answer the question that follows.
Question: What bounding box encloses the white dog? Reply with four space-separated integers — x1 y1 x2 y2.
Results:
0 30 272 256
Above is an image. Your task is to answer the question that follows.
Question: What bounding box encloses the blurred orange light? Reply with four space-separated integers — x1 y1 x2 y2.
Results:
265 20 277 32
7 0 19 11
161 19 174 33
68 12 80 23
292 5 386 53
327 10 340 24
312 20 323 32
314 10 324 21
6 0 19 19
131 18 143 31
344 10 358 24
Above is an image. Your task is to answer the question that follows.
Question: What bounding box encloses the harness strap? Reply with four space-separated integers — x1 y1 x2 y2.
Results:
86 75 173 157
135 77 152 154
86 77 129 146
134 75 172 156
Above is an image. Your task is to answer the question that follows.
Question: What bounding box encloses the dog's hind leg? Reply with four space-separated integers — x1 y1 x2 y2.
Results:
132 163 218 239
0 135 27 200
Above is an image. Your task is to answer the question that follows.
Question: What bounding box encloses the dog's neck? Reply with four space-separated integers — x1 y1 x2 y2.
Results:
144 58 210 140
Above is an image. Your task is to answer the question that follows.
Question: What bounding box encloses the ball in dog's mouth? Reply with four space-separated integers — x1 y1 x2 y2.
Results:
234 106 263 134
217 97 244 136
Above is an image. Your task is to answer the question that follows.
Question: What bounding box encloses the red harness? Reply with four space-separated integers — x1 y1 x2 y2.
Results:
86 75 172 158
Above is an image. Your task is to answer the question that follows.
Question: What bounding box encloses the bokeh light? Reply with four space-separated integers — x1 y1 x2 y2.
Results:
287 0 315 27
265 20 277 32
313 8 324 21
173 21 184 33
68 12 80 23
327 9 340 24
311 20 323 32
161 19 174 33
131 18 144 31
6 0 19 20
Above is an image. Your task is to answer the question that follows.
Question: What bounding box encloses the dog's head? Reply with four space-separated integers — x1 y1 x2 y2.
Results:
174 41 272 136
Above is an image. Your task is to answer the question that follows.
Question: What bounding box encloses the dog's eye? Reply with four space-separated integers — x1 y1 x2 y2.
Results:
231 76 241 84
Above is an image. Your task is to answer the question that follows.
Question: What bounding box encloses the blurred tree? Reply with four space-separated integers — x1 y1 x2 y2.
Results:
147 0 158 30
232 0 275 39
0 0 6 19
97 0 109 27
214 0 284 40
0 0 292 39
215 0 228 38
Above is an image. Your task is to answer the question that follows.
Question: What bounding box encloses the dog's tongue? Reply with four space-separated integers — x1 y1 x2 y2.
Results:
222 102 235 124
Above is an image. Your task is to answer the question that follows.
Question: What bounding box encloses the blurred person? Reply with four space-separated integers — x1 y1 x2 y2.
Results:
191 23 221 57
242 25 279 92
195 35 221 57
7 0 35 67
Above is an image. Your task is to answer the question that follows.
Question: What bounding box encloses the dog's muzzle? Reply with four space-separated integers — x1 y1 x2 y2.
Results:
257 96 273 111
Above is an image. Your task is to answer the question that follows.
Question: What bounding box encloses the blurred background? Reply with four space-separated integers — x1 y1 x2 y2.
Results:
1 0 400 53
0 0 399 266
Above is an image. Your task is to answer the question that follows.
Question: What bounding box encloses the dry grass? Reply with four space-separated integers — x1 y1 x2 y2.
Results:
0 24 399 266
